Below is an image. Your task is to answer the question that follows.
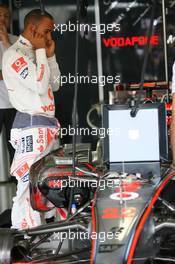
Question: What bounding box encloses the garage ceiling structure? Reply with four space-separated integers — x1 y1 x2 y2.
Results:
5 0 170 104
0 1 175 264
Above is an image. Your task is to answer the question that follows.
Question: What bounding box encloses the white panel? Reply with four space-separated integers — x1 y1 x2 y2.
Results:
108 109 160 162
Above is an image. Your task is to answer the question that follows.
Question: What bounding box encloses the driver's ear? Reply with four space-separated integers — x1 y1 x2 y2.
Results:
29 23 36 36
47 32 52 40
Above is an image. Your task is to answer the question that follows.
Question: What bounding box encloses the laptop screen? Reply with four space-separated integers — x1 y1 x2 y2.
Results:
103 103 168 164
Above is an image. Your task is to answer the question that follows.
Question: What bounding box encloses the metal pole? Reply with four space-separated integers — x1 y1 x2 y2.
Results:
162 0 169 100
8 0 13 34
95 0 104 103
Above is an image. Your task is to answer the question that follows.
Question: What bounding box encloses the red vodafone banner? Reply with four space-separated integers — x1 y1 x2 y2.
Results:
103 35 159 47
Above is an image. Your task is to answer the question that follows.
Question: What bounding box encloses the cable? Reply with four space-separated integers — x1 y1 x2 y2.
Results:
68 0 81 218
39 0 45 14
130 0 157 118
153 257 175 262
75 166 98 177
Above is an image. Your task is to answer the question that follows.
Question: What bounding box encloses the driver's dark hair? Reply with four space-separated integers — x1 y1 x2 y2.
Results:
24 9 53 28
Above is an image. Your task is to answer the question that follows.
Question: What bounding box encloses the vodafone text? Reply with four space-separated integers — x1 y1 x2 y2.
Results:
103 35 159 47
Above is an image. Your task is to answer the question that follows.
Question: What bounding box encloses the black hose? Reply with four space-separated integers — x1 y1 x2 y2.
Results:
130 0 157 118
67 0 81 218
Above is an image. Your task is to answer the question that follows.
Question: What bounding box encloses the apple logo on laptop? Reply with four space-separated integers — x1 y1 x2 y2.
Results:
128 129 140 140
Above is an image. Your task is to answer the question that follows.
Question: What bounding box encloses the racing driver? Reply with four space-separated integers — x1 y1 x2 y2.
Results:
2 9 61 230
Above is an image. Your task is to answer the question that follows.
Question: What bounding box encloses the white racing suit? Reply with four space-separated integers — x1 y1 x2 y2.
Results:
2 35 62 229
10 113 60 229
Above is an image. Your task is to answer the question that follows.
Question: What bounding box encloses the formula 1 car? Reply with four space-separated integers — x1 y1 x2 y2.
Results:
0 142 175 264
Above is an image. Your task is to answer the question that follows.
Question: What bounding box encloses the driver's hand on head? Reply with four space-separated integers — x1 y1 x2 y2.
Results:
45 35 55 58
30 30 46 50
